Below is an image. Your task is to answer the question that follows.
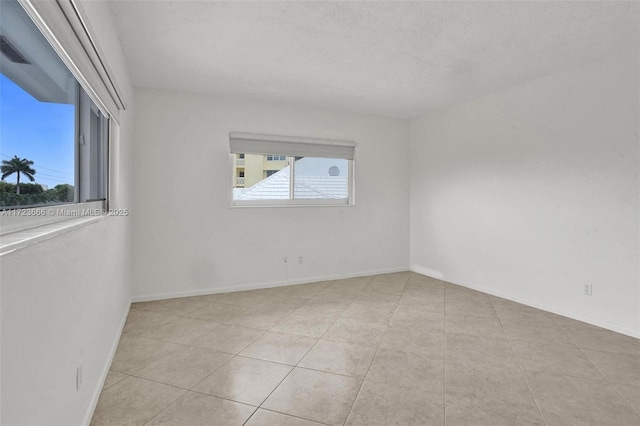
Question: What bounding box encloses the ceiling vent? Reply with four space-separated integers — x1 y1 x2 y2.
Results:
0 36 30 64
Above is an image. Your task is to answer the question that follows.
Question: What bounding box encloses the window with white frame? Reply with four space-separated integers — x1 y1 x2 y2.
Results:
0 0 126 235
230 132 355 206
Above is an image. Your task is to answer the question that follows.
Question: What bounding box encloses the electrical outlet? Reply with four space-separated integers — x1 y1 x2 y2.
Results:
76 364 83 391
282 256 289 266
584 284 593 296
298 256 303 264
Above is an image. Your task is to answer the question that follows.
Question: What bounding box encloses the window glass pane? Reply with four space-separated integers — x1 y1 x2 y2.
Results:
293 157 348 200
0 0 77 208
79 92 108 202
232 153 289 201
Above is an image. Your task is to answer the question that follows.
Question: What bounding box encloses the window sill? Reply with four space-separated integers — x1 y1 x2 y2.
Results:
229 202 355 209
0 215 108 256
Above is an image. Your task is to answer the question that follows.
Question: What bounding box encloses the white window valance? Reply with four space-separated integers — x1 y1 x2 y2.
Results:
17 0 127 119
230 132 355 160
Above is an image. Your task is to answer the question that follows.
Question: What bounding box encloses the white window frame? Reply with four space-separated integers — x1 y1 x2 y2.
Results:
0 0 126 239
229 132 355 208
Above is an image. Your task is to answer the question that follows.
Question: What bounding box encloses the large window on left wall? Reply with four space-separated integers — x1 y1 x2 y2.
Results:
0 0 108 211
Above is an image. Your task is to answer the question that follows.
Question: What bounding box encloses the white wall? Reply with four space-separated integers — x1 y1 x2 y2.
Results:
410 51 639 337
131 89 410 300
0 2 135 424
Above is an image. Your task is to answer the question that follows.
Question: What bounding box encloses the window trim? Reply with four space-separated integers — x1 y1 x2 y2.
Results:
0 0 124 238
229 133 356 208
17 0 126 118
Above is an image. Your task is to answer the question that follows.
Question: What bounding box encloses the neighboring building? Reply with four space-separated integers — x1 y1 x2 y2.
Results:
233 157 348 201
232 153 288 188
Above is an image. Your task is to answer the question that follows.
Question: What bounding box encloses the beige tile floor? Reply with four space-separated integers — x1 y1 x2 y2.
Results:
91 272 640 426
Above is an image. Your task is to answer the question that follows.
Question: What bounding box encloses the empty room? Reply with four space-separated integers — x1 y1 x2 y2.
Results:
1 0 638 425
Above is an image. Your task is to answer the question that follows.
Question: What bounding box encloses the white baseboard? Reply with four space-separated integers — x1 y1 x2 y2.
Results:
410 264 444 279
82 302 131 426
131 266 409 303
410 264 639 339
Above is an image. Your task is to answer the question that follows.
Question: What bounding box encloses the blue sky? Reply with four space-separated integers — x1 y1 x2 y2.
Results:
0 73 75 189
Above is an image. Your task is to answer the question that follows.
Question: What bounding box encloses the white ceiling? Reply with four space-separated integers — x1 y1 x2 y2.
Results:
107 1 639 119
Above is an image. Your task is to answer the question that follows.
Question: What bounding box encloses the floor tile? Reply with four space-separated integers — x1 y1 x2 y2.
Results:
446 334 520 377
446 363 542 426
339 302 395 325
445 283 489 300
217 290 268 307
97 275 640 425
323 317 387 346
445 314 506 340
226 305 296 330
187 302 248 322
308 288 360 304
371 272 410 285
445 297 497 318
292 300 349 319
240 331 317 365
274 282 328 299
363 276 407 295
346 379 444 426
245 409 324 425
102 371 127 390
110 334 182 374
271 313 336 338
390 305 443 329
259 295 313 308
492 300 556 325
187 324 263 354
397 293 444 312
145 391 255 425
511 340 603 379
612 383 640 415
380 325 444 357
446 391 543 426
367 348 444 392
582 349 640 386
500 319 574 347
263 367 361 425
328 276 371 292
299 339 376 378
353 291 400 306
193 356 292 406
90 376 185 426
135 316 219 344
402 283 444 300
550 313 597 329
132 345 231 389
562 326 640 356
122 309 175 336
525 372 639 426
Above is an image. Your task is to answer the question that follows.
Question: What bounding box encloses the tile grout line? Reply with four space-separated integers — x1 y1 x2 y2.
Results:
491 299 549 426
340 274 404 425
563 328 640 418
101 273 640 426
242 277 372 426
134 330 260 426
443 280 447 426
258 407 333 425
136 283 333 426
327 275 381 426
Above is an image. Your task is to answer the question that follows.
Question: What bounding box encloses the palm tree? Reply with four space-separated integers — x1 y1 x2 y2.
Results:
1 156 36 195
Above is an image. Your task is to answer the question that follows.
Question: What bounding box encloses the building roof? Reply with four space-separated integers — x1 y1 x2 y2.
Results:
234 157 347 201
